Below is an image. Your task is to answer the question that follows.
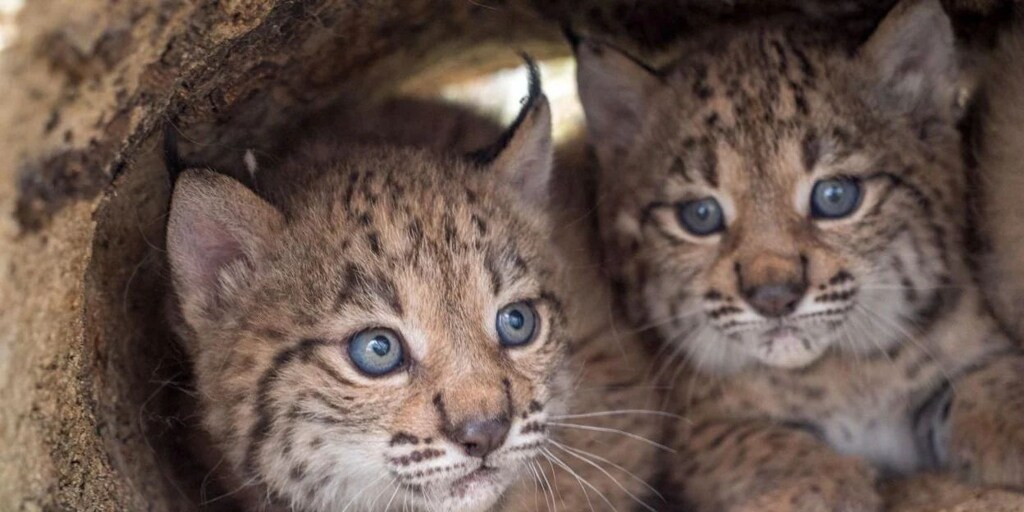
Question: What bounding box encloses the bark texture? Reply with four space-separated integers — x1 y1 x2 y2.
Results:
0 0 1018 510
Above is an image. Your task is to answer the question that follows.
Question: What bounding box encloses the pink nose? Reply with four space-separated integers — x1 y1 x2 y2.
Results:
743 282 805 317
451 417 510 458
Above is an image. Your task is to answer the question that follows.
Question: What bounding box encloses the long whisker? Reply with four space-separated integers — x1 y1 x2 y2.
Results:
340 472 389 512
552 409 682 421
652 322 708 382
851 307 893 363
543 451 567 510
543 448 616 512
549 442 655 512
610 306 707 346
663 324 715 387
551 439 663 503
528 460 549 512
855 303 958 391
383 477 403 512
366 477 396 511
547 422 675 452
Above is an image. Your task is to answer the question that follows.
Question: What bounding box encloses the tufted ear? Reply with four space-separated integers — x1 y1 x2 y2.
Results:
574 38 662 168
471 57 553 209
857 0 958 124
167 169 284 324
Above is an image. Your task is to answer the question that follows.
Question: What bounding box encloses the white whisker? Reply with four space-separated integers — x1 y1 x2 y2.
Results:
527 460 545 512
383 477 403 512
552 409 681 421
547 422 675 452
542 448 613 512
551 439 663 505
340 472 388 512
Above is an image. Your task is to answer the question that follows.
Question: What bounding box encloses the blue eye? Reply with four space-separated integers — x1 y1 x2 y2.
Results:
496 301 539 347
676 197 725 236
348 328 404 376
811 177 861 219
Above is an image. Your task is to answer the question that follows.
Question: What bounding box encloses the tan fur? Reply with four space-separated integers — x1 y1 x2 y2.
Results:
168 92 666 511
575 0 1024 509
499 138 667 512
975 25 1024 341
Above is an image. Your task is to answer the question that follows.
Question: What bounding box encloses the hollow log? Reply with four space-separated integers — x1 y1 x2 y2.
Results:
0 0 1019 510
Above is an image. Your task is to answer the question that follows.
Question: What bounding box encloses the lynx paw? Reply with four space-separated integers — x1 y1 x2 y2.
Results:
914 382 953 470
732 476 882 512
944 356 1024 487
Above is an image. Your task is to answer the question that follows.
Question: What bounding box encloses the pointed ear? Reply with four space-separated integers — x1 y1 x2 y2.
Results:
167 169 284 323
857 0 958 122
472 58 554 208
575 38 662 165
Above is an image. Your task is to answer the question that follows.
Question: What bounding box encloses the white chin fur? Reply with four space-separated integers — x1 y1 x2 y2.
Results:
416 477 508 512
749 333 829 369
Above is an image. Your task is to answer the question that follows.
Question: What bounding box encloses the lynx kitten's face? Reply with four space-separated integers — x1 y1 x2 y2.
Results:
167 84 566 511
577 0 966 373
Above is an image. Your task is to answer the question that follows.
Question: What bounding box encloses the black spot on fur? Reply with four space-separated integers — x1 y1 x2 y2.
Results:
289 462 307 481
801 130 820 172
246 338 332 481
700 146 719 187
367 231 381 255
391 432 420 446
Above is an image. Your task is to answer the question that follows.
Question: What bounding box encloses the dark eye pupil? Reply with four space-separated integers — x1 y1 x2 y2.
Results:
695 203 711 219
824 185 844 203
348 328 404 376
811 177 861 219
370 336 391 356
496 301 538 347
507 310 525 330
677 197 724 236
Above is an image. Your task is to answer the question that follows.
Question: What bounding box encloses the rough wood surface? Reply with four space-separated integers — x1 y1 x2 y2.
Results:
0 0 1019 510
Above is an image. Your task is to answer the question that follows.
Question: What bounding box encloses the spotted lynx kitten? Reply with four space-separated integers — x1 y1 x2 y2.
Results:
573 0 1024 509
166 67 663 512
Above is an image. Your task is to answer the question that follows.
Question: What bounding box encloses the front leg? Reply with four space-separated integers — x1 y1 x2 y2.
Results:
669 418 882 512
935 354 1024 488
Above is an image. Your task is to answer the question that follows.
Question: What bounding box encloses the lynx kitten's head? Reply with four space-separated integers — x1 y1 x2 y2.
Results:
576 0 967 372
167 70 567 511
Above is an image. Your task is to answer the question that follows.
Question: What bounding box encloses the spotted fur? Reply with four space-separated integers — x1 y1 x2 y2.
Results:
575 0 1024 509
167 76 666 510
166 79 572 510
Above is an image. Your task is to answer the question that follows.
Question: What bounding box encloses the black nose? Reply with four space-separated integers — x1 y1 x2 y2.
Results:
743 282 806 317
453 417 510 458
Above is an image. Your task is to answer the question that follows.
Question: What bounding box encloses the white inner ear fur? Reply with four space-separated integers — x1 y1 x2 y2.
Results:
167 169 284 321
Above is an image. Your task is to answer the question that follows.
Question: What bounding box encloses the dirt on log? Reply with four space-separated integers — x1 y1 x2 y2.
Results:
0 0 1021 511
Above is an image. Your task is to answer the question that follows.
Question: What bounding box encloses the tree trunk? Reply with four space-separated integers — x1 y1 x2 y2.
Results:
0 0 1018 510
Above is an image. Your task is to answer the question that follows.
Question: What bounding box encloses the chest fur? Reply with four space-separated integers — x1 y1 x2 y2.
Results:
692 329 1003 473
721 356 942 471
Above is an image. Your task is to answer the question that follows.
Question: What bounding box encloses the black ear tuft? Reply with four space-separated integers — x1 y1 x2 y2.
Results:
468 55 553 209
561 22 581 51
467 53 543 166
522 52 542 107
163 123 186 187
